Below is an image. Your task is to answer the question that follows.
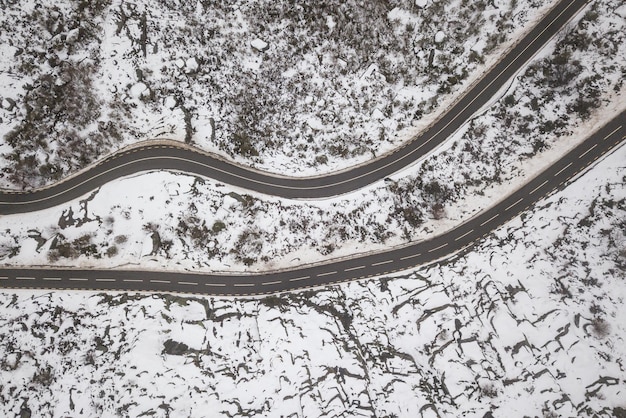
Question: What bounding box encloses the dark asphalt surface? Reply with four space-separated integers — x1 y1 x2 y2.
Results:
2 0 622 297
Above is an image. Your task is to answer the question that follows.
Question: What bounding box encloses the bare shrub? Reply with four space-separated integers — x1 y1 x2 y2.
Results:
589 317 610 339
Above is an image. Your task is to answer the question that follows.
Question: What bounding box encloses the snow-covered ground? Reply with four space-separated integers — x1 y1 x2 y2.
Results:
1 136 625 417
1 1 625 416
0 0 560 188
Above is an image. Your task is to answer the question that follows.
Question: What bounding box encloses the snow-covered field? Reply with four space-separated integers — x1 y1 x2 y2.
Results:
0 0 560 188
1 138 625 417
1 1 625 415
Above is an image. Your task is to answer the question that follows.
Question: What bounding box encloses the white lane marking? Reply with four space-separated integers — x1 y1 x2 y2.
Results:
480 214 499 227
205 283 226 287
505 198 524 211
178 281 198 286
16 277 35 280
262 280 282 286
400 253 422 261
428 243 449 253
579 143 598 159
234 283 255 287
69 278 88 282
42 277 62 281
554 162 573 177
344 265 366 272
317 271 337 277
123 279 143 283
600 126 621 142
150 279 170 284
454 229 474 242
96 278 116 282
371 260 394 267
0 276 8 280
289 276 310 282
529 180 549 195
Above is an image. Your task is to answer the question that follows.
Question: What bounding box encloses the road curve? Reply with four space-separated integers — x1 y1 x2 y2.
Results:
0 0 590 214
1 115 624 296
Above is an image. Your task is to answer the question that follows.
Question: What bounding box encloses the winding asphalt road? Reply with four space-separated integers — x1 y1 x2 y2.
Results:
0 0 590 213
2 0 623 296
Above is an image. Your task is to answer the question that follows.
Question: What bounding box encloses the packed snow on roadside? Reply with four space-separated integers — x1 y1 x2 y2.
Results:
1 139 625 417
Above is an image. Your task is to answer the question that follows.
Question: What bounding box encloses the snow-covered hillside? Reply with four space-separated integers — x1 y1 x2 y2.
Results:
1 137 625 417
0 0 559 188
